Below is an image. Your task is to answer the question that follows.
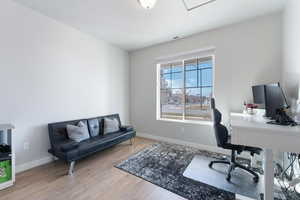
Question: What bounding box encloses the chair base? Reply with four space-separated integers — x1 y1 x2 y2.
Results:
208 152 259 183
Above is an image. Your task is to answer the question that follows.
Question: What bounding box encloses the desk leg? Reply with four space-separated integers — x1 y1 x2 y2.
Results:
264 149 274 200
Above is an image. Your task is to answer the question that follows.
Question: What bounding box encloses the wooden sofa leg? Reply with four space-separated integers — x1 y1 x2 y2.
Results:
68 161 76 176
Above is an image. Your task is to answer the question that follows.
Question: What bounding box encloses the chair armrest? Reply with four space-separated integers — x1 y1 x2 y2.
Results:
59 141 80 152
120 125 134 132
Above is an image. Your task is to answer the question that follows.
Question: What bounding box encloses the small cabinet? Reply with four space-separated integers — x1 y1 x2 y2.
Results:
0 124 15 190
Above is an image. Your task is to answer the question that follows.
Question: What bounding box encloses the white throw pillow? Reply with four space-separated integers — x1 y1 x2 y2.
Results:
66 121 90 142
104 118 120 134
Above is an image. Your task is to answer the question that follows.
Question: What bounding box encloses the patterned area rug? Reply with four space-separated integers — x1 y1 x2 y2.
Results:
115 142 235 200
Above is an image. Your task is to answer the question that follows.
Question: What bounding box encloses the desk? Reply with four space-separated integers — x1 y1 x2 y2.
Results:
230 112 300 200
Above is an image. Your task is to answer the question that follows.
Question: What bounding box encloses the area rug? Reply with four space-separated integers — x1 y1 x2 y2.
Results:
115 142 235 200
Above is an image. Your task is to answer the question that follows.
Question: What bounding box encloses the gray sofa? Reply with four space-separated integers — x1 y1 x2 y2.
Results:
48 114 135 175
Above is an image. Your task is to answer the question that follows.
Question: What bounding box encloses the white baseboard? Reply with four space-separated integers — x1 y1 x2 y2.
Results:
137 132 231 156
13 132 245 174
16 156 53 174
236 194 256 200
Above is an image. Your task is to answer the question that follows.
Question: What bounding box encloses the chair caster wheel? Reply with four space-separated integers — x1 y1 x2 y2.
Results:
208 163 213 168
253 176 259 183
226 175 231 182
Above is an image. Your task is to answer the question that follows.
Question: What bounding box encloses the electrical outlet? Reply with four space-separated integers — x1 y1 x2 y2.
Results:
24 142 29 150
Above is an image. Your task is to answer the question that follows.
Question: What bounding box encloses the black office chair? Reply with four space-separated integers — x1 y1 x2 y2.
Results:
209 98 262 183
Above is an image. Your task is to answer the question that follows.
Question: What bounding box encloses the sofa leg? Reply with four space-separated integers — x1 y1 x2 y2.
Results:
68 161 75 176
130 138 134 145
52 155 58 161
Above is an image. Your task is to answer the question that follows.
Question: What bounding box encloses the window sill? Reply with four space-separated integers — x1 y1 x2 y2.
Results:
157 118 213 126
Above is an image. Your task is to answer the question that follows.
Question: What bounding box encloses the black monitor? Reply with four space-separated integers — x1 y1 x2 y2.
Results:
264 83 289 119
252 83 289 119
252 85 265 105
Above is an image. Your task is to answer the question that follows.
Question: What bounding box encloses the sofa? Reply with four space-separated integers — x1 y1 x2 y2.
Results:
48 114 135 175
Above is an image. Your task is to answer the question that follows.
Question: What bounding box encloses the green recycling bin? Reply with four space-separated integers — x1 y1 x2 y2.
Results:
0 160 12 183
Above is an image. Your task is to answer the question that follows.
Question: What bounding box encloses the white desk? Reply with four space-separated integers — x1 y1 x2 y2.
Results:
230 113 300 200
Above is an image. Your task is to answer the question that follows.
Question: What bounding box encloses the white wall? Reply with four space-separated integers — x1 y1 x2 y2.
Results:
130 13 282 147
0 0 130 168
282 0 300 99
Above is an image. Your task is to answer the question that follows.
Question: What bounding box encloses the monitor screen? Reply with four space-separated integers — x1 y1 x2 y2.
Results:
252 85 265 105
264 83 289 119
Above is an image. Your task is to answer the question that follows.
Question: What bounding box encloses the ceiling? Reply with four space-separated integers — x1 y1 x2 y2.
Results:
13 0 286 51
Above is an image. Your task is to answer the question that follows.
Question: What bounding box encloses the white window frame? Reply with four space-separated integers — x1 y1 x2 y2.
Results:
156 47 215 125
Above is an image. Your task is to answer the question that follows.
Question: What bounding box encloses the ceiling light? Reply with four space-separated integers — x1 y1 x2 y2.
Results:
138 0 157 10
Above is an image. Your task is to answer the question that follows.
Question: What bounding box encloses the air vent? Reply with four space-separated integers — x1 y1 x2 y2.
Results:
182 0 216 11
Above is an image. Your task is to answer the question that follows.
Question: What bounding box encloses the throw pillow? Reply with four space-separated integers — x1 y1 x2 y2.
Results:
104 118 120 134
66 121 90 142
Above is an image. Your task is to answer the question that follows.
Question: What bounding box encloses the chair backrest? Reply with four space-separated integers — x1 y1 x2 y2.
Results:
211 98 229 148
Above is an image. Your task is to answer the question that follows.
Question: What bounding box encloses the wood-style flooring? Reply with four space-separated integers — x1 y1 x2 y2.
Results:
0 137 186 200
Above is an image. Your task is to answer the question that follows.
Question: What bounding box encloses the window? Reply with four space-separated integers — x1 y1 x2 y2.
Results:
158 55 213 122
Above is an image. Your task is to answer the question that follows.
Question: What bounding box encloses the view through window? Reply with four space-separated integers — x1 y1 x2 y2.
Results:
159 56 213 121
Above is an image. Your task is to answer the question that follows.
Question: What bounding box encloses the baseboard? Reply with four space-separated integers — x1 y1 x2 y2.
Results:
14 132 243 174
16 156 53 174
137 132 231 156
236 194 256 200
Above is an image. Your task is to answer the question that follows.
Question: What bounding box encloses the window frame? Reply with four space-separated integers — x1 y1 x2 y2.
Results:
156 53 215 124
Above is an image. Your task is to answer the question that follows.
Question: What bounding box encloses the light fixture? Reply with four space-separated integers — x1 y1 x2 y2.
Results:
138 0 157 10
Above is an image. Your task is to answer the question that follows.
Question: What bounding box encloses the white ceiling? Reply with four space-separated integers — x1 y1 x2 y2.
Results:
13 0 286 51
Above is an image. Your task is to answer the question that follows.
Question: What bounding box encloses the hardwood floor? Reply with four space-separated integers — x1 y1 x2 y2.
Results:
0 137 186 200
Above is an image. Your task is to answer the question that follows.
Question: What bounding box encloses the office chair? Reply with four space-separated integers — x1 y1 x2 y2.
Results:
209 98 262 183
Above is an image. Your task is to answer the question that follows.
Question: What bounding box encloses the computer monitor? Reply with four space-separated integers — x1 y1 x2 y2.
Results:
252 85 265 105
264 83 289 119
252 83 289 119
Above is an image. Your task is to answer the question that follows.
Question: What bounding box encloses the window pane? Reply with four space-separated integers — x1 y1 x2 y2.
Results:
172 64 183 73
159 56 213 122
172 72 183 88
201 87 213 111
185 70 197 88
185 88 200 104
198 61 212 69
185 88 202 120
161 73 171 89
185 59 197 71
198 57 212 69
161 89 183 120
201 68 212 86
161 63 171 73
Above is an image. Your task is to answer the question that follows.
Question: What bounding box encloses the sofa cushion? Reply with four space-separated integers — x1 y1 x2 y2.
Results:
120 125 134 132
67 121 90 142
78 131 133 155
60 141 79 152
88 118 103 137
104 118 120 134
